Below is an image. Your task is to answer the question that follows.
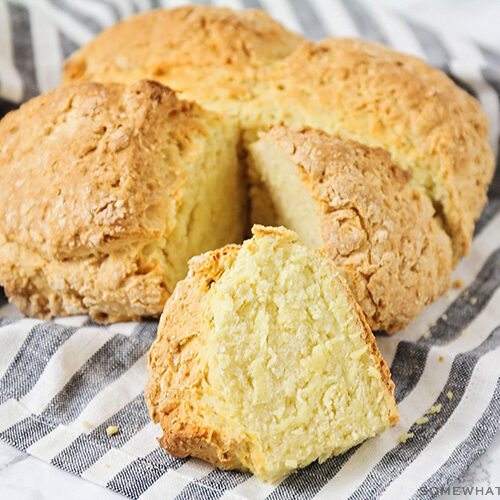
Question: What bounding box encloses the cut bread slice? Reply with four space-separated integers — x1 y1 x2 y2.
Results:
146 225 398 482
0 80 245 322
248 125 453 333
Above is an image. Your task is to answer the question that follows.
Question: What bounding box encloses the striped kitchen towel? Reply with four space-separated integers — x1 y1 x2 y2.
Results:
0 1 499 499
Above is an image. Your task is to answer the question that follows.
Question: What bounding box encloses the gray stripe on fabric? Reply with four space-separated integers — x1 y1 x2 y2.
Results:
84 0 126 22
266 446 361 500
387 245 500 402
480 44 500 70
412 381 500 500
49 0 104 34
59 31 80 60
175 468 251 500
38 321 157 424
475 198 500 236
349 326 500 500
107 446 186 499
132 0 154 12
448 74 478 99
8 2 38 100
99 0 125 21
288 0 327 41
405 19 450 69
0 323 77 404
341 0 387 44
0 318 23 328
390 342 429 403
0 414 56 452
242 0 263 8
419 247 500 347
51 393 151 475
482 65 500 110
0 98 18 117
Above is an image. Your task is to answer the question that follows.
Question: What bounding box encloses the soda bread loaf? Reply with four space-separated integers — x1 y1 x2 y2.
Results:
0 6 493 330
63 7 494 260
0 80 245 322
248 125 453 332
146 225 398 482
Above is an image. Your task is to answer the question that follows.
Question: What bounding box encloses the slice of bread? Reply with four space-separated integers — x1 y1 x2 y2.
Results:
146 225 398 482
0 80 245 322
248 125 453 333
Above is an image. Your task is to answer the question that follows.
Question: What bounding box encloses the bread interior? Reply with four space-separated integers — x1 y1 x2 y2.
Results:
247 136 322 248
142 118 245 294
200 229 396 482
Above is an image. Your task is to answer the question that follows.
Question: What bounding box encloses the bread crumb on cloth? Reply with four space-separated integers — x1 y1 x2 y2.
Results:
426 404 442 415
415 417 429 425
398 433 414 444
106 425 119 436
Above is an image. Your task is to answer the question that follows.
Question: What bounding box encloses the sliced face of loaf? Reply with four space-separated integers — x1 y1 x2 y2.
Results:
248 125 453 333
0 80 245 322
146 225 398 482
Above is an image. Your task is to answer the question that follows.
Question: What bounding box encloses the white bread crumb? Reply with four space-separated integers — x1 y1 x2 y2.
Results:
426 404 442 415
106 425 119 436
398 432 414 444
415 417 429 425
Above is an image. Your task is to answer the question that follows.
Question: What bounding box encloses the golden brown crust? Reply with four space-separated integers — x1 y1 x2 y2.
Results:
145 244 247 470
0 80 194 259
0 80 233 322
259 38 494 258
264 125 453 333
63 6 304 105
145 226 398 473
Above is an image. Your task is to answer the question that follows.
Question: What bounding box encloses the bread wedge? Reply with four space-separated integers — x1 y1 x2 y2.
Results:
146 225 398 482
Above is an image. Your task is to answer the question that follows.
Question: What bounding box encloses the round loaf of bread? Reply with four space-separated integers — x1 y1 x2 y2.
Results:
0 80 245 322
63 7 494 261
248 125 453 332
146 225 398 482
